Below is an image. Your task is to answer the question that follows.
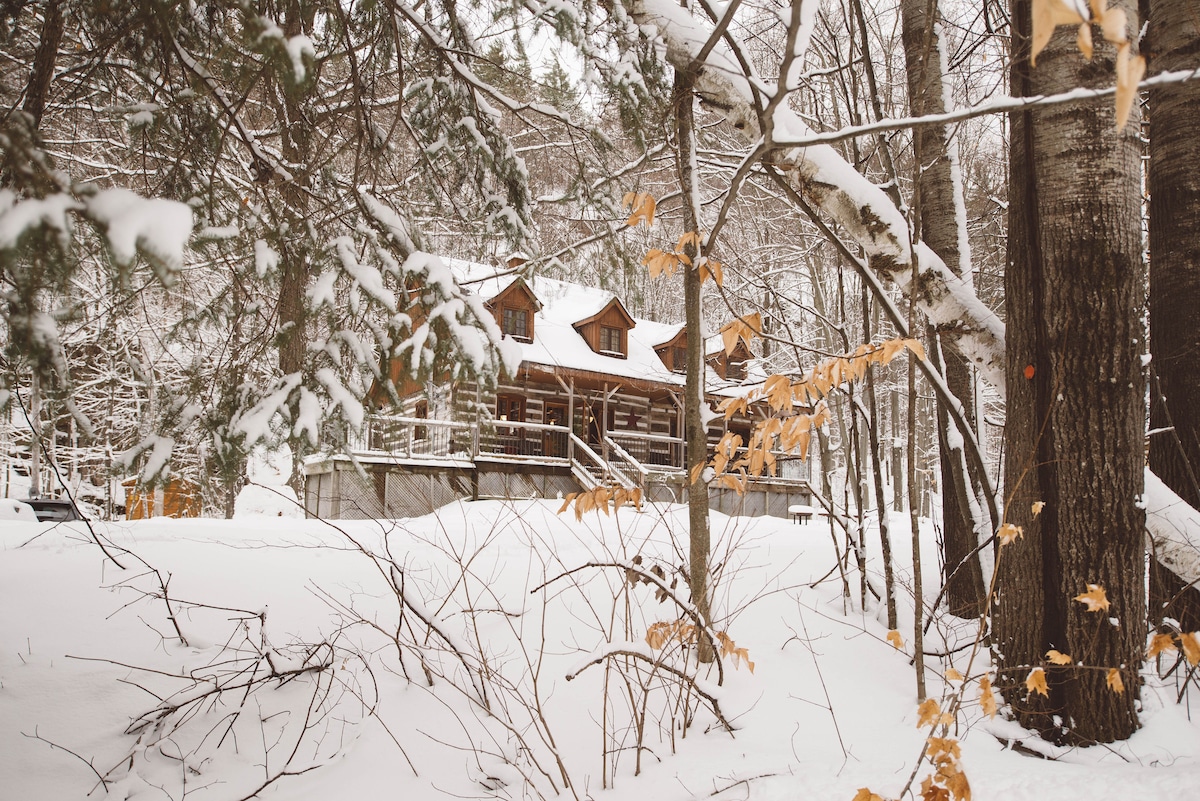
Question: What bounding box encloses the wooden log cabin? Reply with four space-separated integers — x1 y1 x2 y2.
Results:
304 261 812 519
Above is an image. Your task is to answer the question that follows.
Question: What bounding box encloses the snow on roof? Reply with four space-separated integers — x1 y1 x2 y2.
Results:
446 260 757 393
634 319 686 349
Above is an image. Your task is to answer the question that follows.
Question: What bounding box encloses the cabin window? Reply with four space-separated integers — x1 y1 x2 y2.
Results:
414 400 428 440
600 325 623 355
497 395 526 423
726 358 746 381
502 307 530 341
672 346 687 373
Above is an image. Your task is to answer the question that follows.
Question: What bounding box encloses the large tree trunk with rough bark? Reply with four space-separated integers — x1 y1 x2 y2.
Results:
997 0 1146 744
1147 0 1200 632
900 0 987 619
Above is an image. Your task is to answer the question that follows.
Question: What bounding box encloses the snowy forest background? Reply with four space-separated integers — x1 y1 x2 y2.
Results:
5 0 1200 798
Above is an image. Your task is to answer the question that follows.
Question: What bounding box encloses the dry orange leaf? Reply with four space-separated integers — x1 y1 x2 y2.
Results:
714 473 747 496
1046 649 1072 665
902 338 926 360
1114 45 1146 130
945 668 963 682
920 776 951 801
927 736 962 762
943 767 971 801
1148 632 1178 659
887 630 905 650
917 698 942 728
1031 501 1045 517
1026 667 1049 697
1030 0 1088 66
699 257 724 287
853 789 886 801
1106 667 1125 694
998 523 1024 546
979 675 998 718
1181 632 1200 666
1074 583 1111 613
622 191 657 227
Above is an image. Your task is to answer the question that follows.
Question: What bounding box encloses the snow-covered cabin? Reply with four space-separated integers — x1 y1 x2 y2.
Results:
304 263 810 519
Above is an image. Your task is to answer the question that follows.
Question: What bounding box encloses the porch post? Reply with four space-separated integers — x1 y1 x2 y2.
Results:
472 385 481 459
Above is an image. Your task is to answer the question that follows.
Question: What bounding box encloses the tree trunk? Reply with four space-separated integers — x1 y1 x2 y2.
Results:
676 69 713 664
900 0 987 619
1147 0 1200 631
278 0 315 493
864 288 897 629
22 0 63 128
998 0 1146 743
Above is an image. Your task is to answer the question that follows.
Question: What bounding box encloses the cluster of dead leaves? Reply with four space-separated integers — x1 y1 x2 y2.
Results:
853 702 970 801
720 338 924 420
622 193 725 286
704 338 919 490
920 735 971 801
558 485 643 521
1014 584 1200 700
720 313 761 355
914 702 971 801
641 232 725 285
623 192 656 228
622 554 678 603
1148 631 1200 666
1032 0 1146 128
644 620 755 671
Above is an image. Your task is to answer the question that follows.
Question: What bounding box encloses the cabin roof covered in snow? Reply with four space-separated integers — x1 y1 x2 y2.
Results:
448 260 764 392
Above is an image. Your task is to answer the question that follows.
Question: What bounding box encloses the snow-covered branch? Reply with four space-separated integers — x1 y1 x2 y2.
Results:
625 0 1006 390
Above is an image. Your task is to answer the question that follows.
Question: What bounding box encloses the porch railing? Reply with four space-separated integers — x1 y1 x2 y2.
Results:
351 414 806 482
355 416 473 459
605 430 685 470
478 419 571 462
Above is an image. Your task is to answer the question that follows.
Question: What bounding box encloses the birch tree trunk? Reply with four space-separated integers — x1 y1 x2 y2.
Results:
997 0 1145 743
900 0 987 618
1146 0 1200 631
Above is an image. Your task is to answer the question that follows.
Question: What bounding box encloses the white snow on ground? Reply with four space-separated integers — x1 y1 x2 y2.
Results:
2 502 1199 800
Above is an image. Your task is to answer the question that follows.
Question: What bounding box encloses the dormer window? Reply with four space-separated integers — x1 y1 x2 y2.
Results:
503 307 530 341
574 297 634 359
672 346 687 373
600 325 623 355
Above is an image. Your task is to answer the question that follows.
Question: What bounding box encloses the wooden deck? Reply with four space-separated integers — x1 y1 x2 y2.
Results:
304 414 812 519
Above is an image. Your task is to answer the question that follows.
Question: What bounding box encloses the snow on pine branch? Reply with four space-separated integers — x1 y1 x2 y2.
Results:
0 187 193 282
358 192 522 385
85 188 194 282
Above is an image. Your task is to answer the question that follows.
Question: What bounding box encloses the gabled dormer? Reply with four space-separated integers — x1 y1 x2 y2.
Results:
486 277 542 343
573 298 636 359
653 328 689 374
704 334 753 381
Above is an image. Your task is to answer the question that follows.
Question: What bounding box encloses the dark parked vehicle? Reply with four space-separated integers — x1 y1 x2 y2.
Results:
24 498 84 522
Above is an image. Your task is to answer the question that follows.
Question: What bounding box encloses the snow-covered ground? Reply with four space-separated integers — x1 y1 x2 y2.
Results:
3 501 1198 800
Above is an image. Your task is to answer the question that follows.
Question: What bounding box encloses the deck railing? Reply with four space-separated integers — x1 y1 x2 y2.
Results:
478 419 571 462
351 414 807 482
606 430 685 470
